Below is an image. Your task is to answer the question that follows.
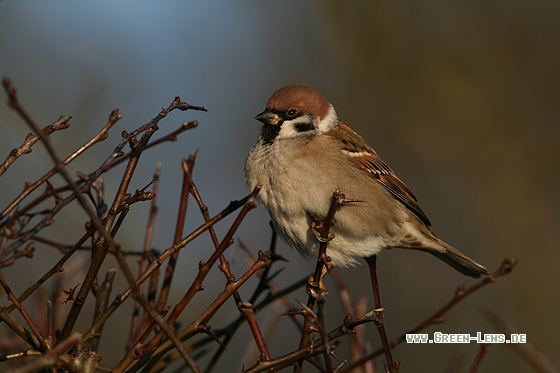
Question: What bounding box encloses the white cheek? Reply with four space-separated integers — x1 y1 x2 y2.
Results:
317 105 338 133
275 123 301 140
275 116 318 139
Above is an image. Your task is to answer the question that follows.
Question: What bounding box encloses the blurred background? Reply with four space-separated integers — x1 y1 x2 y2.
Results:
0 1 558 372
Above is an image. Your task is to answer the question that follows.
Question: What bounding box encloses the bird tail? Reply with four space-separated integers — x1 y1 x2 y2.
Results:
429 239 488 278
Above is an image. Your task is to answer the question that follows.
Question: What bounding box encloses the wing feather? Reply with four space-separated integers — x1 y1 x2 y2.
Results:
331 122 432 226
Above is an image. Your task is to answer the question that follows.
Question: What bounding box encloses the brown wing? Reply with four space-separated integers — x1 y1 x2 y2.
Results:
331 122 432 226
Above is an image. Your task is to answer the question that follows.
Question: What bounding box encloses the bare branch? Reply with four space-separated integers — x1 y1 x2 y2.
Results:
0 118 69 177
479 305 557 373
296 190 358 371
6 333 82 373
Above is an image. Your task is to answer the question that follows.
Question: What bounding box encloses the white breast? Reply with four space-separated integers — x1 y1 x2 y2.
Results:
245 136 389 267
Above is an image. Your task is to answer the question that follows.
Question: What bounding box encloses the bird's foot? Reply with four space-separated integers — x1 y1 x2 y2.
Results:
306 265 330 298
311 221 335 242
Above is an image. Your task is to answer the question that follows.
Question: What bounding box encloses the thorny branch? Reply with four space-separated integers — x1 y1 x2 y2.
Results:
180 157 274 371
128 163 161 351
295 190 359 373
0 108 118 223
154 155 195 313
6 332 82 373
366 254 398 372
0 118 69 177
80 193 254 344
0 121 196 223
135 185 261 359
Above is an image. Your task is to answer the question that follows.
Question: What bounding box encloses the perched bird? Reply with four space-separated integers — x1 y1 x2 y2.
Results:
245 85 488 278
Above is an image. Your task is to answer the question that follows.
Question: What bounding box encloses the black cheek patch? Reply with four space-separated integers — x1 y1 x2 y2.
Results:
261 124 282 145
294 122 316 133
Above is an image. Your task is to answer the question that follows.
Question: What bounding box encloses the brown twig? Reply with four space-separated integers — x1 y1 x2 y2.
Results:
82 192 254 343
128 163 161 351
0 107 119 223
0 307 41 351
1 121 196 224
0 78 202 230
83 189 258 372
137 185 261 357
137 249 273 373
479 304 557 373
239 302 272 362
0 271 45 349
145 251 161 311
146 269 308 373
6 332 82 373
183 154 237 281
0 120 69 177
29 235 91 254
0 349 42 363
155 154 196 313
243 309 379 373
86 268 117 353
117 307 171 372
45 300 54 352
330 268 374 372
468 343 489 373
316 291 334 373
100 193 204 373
58 96 196 342
0 242 34 267
365 254 398 372
181 158 275 371
168 273 306 372
2 92 198 260
112 219 203 372
3 227 95 317
183 273 308 359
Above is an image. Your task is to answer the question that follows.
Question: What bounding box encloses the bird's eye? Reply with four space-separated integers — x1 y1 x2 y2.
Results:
286 109 298 118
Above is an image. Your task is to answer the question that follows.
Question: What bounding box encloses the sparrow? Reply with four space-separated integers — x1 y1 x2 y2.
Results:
245 85 488 278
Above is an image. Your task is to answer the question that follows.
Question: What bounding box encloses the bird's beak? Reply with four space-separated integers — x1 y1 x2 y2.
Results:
255 109 281 125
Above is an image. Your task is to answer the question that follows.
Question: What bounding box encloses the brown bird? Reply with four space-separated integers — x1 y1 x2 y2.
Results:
245 85 488 278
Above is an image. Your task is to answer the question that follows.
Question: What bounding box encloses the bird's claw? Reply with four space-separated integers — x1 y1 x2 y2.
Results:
306 277 325 298
306 265 329 298
311 221 335 242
